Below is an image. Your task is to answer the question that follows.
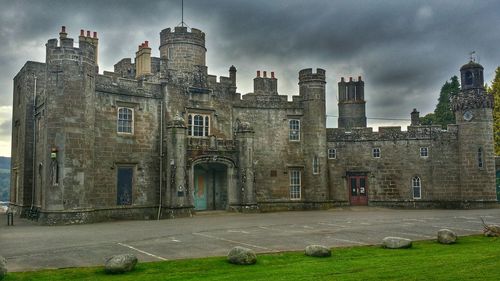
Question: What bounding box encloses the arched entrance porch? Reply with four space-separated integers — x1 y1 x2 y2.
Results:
190 156 237 211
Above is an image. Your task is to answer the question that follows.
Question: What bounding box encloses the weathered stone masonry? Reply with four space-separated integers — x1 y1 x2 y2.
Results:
10 25 497 224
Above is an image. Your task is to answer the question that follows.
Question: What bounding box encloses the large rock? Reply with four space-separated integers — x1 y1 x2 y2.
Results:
382 237 412 249
227 246 257 265
484 224 500 237
104 254 138 274
0 256 6 280
437 229 457 244
305 245 331 257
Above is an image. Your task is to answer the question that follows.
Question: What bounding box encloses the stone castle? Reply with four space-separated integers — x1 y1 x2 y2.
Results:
10 25 497 224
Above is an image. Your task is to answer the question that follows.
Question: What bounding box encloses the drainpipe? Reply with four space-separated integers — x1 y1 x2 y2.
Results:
157 103 163 220
30 74 37 211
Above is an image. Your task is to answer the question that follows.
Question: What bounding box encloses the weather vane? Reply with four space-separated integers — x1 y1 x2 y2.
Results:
469 51 476 62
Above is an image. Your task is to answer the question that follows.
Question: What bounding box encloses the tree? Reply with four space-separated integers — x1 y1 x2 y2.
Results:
420 76 459 128
487 67 500 155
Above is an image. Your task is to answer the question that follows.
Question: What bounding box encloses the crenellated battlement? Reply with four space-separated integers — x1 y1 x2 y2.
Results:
298 68 326 82
160 26 205 48
327 125 458 142
96 74 161 97
45 26 98 67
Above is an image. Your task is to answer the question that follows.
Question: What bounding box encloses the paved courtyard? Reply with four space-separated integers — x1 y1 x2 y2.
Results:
1 207 499 272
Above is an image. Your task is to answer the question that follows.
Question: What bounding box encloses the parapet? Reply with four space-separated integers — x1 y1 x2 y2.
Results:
160 26 206 48
299 68 326 83
45 26 98 67
328 125 457 142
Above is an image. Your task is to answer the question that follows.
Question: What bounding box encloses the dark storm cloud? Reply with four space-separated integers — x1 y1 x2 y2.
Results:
1 0 500 155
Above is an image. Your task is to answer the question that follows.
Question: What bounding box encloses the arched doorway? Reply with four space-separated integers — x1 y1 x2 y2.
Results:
193 162 228 210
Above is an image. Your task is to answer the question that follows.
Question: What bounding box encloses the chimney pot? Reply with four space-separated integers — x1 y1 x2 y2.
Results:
263 71 267 78
349 77 353 81
86 30 90 37
257 70 260 77
93 31 97 38
80 29 84 36
145 41 149 47
61 26 66 33
358 76 362 81
271 71 275 78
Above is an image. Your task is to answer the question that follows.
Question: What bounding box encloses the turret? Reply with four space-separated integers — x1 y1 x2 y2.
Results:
42 26 98 212
450 60 496 204
338 76 366 129
159 26 206 73
298 68 327 201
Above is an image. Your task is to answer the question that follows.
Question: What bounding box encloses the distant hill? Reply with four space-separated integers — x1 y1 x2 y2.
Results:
0 157 10 201
0 156 10 169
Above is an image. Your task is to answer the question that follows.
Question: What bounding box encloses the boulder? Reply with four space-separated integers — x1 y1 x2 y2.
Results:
0 256 6 280
437 229 457 244
104 254 138 274
227 246 257 265
382 237 412 249
483 224 500 237
305 245 331 257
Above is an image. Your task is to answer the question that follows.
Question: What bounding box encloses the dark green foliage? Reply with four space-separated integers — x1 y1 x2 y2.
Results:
487 67 500 155
420 76 459 128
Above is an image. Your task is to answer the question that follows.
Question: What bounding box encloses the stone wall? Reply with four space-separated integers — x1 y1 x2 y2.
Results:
328 126 462 205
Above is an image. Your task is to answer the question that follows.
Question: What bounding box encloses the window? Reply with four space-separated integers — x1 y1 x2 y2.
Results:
312 156 319 174
328 148 336 159
117 166 134 205
289 119 300 141
117 107 133 134
478 147 484 168
465 71 473 85
412 177 421 199
290 170 301 199
187 114 210 137
372 148 380 158
168 47 174 60
420 147 428 157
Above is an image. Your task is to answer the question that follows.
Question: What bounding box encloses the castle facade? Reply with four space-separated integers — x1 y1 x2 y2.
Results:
10 25 497 224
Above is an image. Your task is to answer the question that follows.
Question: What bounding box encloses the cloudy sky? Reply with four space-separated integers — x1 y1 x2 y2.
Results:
1 0 500 156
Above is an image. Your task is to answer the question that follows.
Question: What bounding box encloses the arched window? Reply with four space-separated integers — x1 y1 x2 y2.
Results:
478 147 484 168
412 177 421 199
465 71 473 85
117 107 133 134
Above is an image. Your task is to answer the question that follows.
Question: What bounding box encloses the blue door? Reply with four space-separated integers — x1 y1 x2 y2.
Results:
194 173 207 210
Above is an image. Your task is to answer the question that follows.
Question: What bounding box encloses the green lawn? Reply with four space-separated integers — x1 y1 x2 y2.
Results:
5 235 500 281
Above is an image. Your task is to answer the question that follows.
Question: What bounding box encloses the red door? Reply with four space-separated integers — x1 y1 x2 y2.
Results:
349 176 368 205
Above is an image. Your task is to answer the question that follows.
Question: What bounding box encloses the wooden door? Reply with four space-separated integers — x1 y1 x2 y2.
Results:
349 176 368 205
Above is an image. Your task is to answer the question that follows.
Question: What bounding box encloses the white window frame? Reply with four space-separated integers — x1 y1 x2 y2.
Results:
420 147 428 157
290 170 301 200
372 148 381 158
289 119 300 141
187 113 210 137
312 156 319 174
117 107 134 134
412 177 421 199
328 148 336 159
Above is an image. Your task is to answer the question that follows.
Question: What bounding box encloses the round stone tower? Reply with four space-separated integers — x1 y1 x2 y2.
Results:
338 76 367 129
451 60 496 205
159 26 206 73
